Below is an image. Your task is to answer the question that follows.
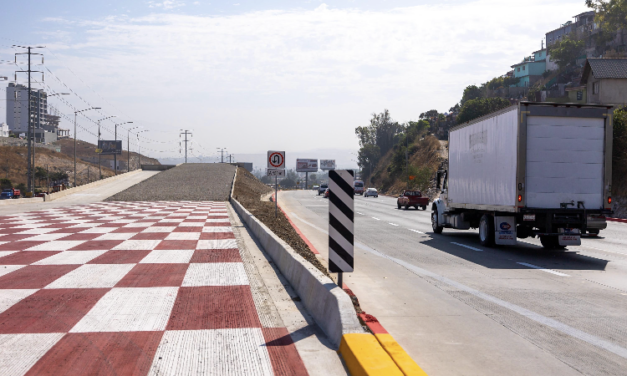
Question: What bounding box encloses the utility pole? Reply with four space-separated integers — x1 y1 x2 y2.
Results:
137 130 147 170
97 116 115 180
74 107 100 186
14 45 44 195
113 122 132 175
128 126 138 172
180 130 192 163
216 148 227 163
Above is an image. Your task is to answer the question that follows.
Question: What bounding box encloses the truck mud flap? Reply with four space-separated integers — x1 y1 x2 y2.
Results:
494 216 517 246
558 235 581 246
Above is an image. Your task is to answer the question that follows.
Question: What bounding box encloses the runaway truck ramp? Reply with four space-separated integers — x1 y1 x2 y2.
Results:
106 163 236 202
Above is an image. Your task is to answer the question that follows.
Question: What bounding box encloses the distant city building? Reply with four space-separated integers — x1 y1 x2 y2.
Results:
0 122 9 138
581 58 627 106
6 83 58 144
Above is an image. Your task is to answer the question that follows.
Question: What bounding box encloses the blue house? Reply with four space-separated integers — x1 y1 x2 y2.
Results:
510 51 547 87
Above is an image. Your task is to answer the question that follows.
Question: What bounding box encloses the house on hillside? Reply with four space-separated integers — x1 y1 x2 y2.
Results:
546 11 596 47
510 54 546 87
0 123 9 138
581 58 627 105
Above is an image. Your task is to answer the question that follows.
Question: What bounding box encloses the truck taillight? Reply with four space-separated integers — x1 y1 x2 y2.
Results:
608 197 612 204
518 195 522 202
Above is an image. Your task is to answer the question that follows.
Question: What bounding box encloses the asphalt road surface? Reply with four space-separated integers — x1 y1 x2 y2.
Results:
281 190 627 376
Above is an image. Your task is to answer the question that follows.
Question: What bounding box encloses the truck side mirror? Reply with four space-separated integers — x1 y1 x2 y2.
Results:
436 171 442 189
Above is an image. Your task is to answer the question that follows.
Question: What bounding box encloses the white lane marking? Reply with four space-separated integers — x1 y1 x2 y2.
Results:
372 217 381 221
389 223 399 226
451 242 483 252
356 212 364 215
517 262 569 277
409 229 425 234
289 211 627 359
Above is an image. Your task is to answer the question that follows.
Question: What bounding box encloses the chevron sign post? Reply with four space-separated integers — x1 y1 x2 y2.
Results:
328 169 354 287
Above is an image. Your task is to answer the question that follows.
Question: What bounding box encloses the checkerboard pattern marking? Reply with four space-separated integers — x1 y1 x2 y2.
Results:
0 201 307 376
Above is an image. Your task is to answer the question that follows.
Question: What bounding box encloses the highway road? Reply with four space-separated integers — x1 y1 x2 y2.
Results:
281 190 627 376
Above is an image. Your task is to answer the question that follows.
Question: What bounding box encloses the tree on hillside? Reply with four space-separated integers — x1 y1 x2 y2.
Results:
586 0 627 33
612 106 627 197
355 109 403 173
461 85 483 106
550 36 585 69
456 97 511 124
0 179 11 189
35 167 48 187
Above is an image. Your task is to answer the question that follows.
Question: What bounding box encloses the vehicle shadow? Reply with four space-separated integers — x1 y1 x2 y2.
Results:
421 230 609 272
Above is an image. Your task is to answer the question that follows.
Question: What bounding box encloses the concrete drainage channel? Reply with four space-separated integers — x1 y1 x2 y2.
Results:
230 176 427 375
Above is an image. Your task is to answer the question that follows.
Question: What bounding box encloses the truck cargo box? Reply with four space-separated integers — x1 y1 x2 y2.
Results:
448 103 612 213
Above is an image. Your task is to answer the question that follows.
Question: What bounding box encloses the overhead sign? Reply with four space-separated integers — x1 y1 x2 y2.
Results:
296 158 318 172
320 159 336 170
268 151 285 169
98 140 122 155
267 168 285 177
328 169 354 273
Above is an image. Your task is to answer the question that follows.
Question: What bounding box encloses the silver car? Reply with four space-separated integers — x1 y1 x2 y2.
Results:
364 188 378 198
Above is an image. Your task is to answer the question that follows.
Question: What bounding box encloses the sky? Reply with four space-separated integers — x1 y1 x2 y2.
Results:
0 0 589 165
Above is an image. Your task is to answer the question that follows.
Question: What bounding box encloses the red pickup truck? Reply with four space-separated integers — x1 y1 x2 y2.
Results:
397 190 429 210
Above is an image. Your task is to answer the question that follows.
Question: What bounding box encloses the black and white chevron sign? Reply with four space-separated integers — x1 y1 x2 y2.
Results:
328 169 354 273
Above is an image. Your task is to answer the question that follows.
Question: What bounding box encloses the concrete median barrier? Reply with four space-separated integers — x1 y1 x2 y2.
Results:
45 169 144 202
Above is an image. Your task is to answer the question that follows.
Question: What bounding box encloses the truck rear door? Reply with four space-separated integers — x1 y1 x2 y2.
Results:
525 114 606 209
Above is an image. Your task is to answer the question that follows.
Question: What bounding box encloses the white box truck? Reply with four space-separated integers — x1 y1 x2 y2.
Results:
431 102 613 248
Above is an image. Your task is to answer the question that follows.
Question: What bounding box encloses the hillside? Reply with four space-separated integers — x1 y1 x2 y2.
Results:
55 138 160 170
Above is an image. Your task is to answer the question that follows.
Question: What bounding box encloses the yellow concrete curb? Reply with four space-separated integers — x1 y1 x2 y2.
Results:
339 333 404 376
375 333 428 376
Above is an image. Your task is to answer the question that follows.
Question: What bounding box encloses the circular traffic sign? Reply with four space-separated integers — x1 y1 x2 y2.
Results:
269 152 284 168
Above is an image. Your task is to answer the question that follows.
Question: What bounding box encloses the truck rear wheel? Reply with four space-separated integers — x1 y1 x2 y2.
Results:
421 205 427 210
432 208 443 234
479 214 495 247
397 203 401 209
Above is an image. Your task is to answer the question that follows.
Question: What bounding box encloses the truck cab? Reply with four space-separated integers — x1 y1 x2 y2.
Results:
354 180 365 195
0 188 20 200
397 190 429 210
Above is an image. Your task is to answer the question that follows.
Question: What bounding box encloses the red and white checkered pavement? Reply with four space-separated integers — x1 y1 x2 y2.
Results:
0 201 307 376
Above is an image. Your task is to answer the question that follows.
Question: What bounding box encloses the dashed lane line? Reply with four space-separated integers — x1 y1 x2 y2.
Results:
389 223 399 227
372 217 381 221
408 229 425 234
356 212 364 215
517 262 570 277
451 242 483 252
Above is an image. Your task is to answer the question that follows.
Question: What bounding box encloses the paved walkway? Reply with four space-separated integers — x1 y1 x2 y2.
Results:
0 201 309 375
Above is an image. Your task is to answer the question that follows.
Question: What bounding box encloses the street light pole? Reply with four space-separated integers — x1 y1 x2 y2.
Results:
137 130 148 170
74 107 101 187
128 126 138 172
97 116 116 180
113 122 133 175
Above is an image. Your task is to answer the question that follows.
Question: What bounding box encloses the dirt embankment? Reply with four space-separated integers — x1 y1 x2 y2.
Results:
233 167 330 277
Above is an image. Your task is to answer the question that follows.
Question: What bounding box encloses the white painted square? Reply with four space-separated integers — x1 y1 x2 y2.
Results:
207 213 228 217
25 241 87 251
178 222 206 228
70 287 178 333
69 222 103 228
0 265 26 278
33 251 107 265
158 218 184 223
80 226 117 234
0 333 66 376
94 232 137 241
111 219 137 224
205 218 230 223
16 233 72 242
201 227 233 233
196 239 238 250
0 289 38 314
124 222 155 228
142 226 176 233
186 215 207 220
11 223 50 229
182 263 249 286
113 240 162 250
149 328 273 376
0 251 17 259
140 250 194 264
45 264 135 289
15 228 58 235
165 232 200 241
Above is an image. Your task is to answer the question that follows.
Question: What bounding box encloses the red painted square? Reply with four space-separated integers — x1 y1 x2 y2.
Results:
199 232 236 240
0 251 60 265
190 249 241 263
0 241 46 251
116 264 188 288
203 222 231 227
0 265 79 289
97 223 124 228
131 232 169 240
0 288 108 334
167 286 261 330
26 331 163 376
111 227 143 233
182 219 205 223
47 227 91 234
172 226 203 233
39 223 76 229
59 233 102 241
262 327 309 376
0 234 38 242
88 249 151 264
69 240 124 251
154 240 198 250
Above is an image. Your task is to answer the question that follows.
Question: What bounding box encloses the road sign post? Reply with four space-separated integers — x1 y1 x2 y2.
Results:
268 151 285 217
328 169 354 287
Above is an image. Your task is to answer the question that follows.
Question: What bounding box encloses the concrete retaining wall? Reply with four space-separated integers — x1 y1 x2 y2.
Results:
230 197 364 349
0 197 44 206
45 169 144 202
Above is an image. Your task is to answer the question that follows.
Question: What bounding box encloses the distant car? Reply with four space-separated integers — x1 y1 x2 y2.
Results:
586 214 607 236
364 188 378 198
318 183 328 195
354 180 365 195
312 185 319 191
324 188 330 198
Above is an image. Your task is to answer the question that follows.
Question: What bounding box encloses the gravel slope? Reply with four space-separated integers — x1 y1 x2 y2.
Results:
106 164 236 202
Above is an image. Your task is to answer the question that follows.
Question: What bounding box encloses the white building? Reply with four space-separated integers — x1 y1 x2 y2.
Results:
6 83 50 142
0 122 8 138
